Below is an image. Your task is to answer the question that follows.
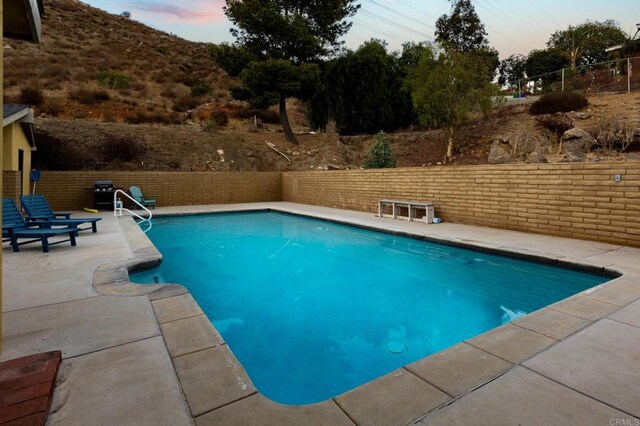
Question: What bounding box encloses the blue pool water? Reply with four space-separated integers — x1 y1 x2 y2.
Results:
131 211 608 405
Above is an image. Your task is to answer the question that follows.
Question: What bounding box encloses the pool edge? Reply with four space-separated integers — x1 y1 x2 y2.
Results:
96 205 640 424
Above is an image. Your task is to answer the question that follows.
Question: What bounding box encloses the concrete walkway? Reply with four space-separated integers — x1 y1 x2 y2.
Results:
2 202 639 425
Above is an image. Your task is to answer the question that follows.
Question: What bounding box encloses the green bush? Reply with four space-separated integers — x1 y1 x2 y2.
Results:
364 131 396 169
529 92 588 115
190 82 212 98
96 71 131 89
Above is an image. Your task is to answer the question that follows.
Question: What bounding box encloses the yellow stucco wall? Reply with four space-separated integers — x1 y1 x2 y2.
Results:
2 122 32 196
1 0 5 354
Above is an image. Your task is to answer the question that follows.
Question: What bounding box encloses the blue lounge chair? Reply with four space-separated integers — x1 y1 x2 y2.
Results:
129 186 156 209
2 198 78 252
20 194 101 233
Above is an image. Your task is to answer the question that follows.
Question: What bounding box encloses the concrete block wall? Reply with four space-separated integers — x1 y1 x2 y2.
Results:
22 163 640 247
2 171 21 203
35 171 282 211
282 162 640 247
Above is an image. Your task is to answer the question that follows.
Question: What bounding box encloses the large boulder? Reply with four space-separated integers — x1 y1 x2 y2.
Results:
528 152 547 163
488 141 511 164
560 127 595 157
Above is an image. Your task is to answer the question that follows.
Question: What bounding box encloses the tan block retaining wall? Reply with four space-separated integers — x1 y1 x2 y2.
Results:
17 163 640 247
282 162 640 247
34 171 282 211
3 171 21 203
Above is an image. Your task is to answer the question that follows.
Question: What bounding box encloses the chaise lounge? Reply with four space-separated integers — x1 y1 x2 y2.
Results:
2 198 78 252
20 194 101 233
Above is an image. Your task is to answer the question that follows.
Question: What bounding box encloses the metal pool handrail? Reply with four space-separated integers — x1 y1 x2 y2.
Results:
113 189 153 232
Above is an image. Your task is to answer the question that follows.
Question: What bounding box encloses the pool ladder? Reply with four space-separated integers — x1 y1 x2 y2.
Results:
113 189 153 232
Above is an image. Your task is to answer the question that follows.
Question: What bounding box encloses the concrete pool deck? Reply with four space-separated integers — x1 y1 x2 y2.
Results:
1 201 639 425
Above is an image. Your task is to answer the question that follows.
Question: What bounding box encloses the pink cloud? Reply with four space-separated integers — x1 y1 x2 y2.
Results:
128 0 226 24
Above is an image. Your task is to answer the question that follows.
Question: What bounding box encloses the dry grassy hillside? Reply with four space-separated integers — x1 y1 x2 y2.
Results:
3 0 640 172
3 0 234 122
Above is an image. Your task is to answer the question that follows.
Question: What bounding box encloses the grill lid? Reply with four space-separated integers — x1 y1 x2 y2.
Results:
94 180 114 191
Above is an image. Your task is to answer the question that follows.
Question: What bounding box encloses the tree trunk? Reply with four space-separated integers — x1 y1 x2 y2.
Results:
446 127 454 162
279 97 298 145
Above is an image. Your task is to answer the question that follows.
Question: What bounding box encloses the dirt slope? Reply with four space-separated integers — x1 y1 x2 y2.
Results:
4 0 640 172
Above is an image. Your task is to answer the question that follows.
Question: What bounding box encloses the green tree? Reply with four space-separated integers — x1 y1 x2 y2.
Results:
364 131 396 169
219 0 360 144
409 48 495 162
308 40 414 135
547 20 627 68
208 43 256 77
524 48 569 84
435 0 488 52
434 0 499 81
498 54 526 88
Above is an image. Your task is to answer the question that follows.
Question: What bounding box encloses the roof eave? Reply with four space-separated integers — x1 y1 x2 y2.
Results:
3 107 34 127
3 0 43 43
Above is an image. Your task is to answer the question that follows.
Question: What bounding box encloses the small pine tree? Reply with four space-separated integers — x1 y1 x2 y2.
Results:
364 131 396 169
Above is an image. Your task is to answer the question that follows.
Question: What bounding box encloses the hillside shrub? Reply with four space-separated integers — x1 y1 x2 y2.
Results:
190 82 211 98
19 86 44 106
535 114 574 137
595 119 635 152
364 131 396 169
101 135 147 162
69 88 110 105
96 71 131 89
212 110 229 127
41 98 64 116
32 130 88 170
529 92 588 115
231 107 279 124
173 96 200 112
124 111 182 125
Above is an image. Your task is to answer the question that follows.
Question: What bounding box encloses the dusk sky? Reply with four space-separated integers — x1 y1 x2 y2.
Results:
85 0 640 58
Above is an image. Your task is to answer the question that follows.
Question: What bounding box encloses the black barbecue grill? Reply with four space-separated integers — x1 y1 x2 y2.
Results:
93 180 116 210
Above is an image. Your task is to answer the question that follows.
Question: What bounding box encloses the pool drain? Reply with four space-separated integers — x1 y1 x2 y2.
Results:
386 341 407 354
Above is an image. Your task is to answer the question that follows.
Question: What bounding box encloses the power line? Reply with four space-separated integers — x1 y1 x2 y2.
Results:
470 1 519 33
359 9 434 40
367 0 435 31
351 19 410 43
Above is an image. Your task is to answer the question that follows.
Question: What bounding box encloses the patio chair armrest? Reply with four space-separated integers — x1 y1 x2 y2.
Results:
27 215 50 220
29 221 53 229
53 211 73 219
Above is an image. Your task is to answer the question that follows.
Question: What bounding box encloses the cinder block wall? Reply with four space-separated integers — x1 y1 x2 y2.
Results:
282 162 640 247
34 171 282 210
2 171 21 202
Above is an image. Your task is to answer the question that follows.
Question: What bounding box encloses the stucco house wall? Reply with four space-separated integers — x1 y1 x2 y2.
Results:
2 122 32 196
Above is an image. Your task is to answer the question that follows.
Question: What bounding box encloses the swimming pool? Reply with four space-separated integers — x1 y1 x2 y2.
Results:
131 211 609 405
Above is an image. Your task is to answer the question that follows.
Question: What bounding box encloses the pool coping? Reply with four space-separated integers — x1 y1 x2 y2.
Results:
94 203 640 425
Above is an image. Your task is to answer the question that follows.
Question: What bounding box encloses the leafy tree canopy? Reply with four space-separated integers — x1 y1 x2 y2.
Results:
547 20 627 68
307 39 414 135
409 47 496 161
434 0 498 81
217 0 360 144
435 0 489 52
226 0 360 63
498 54 527 87
208 43 256 77
524 48 570 82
